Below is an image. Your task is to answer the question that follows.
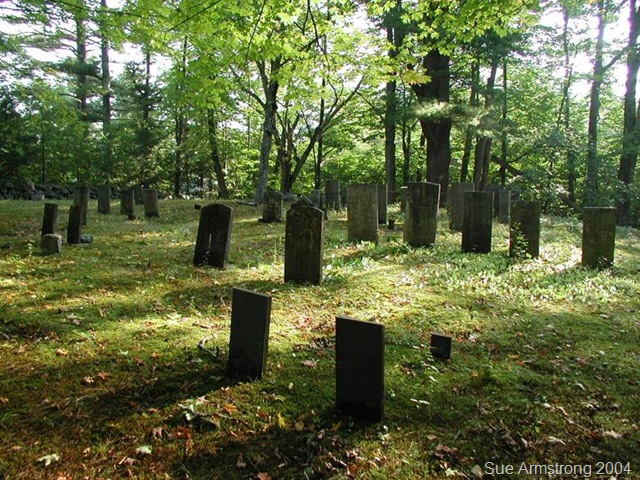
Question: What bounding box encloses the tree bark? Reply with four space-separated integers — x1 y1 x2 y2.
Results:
473 57 499 191
173 39 188 198
207 109 229 199
100 0 112 182
461 62 479 183
559 6 578 204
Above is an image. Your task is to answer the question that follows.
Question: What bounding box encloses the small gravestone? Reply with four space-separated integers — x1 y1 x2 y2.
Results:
449 182 475 231
498 190 511 224
97 185 111 214
260 191 283 223
67 205 83 244
377 184 388 225
430 333 452 359
510 200 541 259
143 188 160 218
73 185 90 226
227 288 272 380
120 189 136 220
42 234 62 255
336 316 384 422
326 179 341 210
347 184 378 243
193 204 233 268
582 207 616 268
404 182 440 248
284 201 324 284
41 203 58 237
462 191 493 253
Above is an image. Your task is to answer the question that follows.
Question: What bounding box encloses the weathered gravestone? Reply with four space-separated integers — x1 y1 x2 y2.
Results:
462 191 493 253
284 200 324 285
582 207 616 268
404 182 440 248
430 333 452 360
336 316 385 422
143 188 160 218
449 182 475 231
134 184 144 205
260 191 283 223
67 205 83 245
41 203 58 238
97 185 111 214
120 189 136 220
498 190 511 225
377 184 388 225
400 186 408 213
73 184 90 226
193 204 233 268
509 200 541 259
326 179 341 210
227 287 272 380
42 234 62 255
347 184 378 243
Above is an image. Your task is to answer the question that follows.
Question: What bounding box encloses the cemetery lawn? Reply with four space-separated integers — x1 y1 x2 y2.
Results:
1 199 639 480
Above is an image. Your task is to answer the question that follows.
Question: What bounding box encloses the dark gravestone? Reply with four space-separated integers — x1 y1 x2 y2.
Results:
582 207 616 268
400 186 408 213
347 184 378 243
284 202 324 284
67 205 83 245
73 184 90 226
449 182 475 231
260 191 283 223
120 189 136 220
326 179 341 210
42 234 62 255
41 203 58 237
97 185 111 214
336 316 384 422
377 184 388 225
143 188 160 218
134 184 144 205
404 182 440 248
430 334 452 359
510 200 541 259
193 204 233 268
227 287 272 380
462 191 493 253
498 190 511 225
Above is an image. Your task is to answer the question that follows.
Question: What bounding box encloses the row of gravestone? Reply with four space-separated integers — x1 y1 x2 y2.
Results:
226 287 452 422
0 182 154 202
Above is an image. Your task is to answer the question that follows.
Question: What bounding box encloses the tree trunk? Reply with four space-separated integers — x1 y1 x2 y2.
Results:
461 62 479 183
384 20 398 202
473 57 499 191
174 39 188 198
207 109 229 199
100 0 112 182
500 58 508 186
560 6 578 204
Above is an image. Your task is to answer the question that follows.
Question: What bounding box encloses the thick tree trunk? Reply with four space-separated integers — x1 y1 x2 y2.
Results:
384 22 397 202
207 109 229 199
461 62 479 183
559 6 578 204
473 58 499 191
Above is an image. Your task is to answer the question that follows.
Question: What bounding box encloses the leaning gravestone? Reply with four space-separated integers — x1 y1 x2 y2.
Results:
284 200 324 284
582 207 616 268
42 234 62 255
97 185 111 214
449 182 475 231
143 188 160 218
377 184 388 225
260 191 283 223
404 182 440 248
227 287 272 380
67 205 83 245
193 204 233 268
347 184 378 243
41 203 58 238
336 316 384 422
509 200 541 259
462 191 493 253
120 189 136 220
73 184 90 226
326 179 341 210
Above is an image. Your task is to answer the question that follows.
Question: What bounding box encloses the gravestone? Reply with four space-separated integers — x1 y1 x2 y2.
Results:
462 191 493 253
227 287 272 380
31 193 45 201
326 179 341 210
335 316 384 422
400 186 408 213
193 203 233 268
582 207 616 268
260 191 283 223
430 333 452 359
67 205 83 244
449 182 475 231
347 184 378 243
377 184 388 225
284 200 324 284
509 200 541 258
73 184 90 226
498 190 511 224
120 189 136 220
41 203 58 237
310 189 322 209
134 184 144 205
97 185 111 214
404 182 440 248
143 188 160 218
42 234 62 255
486 184 502 216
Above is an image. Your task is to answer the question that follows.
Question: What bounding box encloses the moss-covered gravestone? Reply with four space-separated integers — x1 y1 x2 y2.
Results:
509 200 541 259
582 207 616 268
462 191 493 253
260 191 283 223
120 189 136 220
193 204 233 268
284 200 324 284
143 189 159 218
97 185 111 214
347 184 378 243
404 182 440 248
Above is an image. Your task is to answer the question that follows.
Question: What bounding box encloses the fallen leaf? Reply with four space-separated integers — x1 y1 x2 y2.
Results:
602 430 623 439
0 397 8 404
301 360 317 368
295 419 305 431
55 349 69 357
223 403 238 415
277 413 286 429
135 445 152 455
36 453 60 467
257 473 271 480
82 376 94 385
97 372 110 380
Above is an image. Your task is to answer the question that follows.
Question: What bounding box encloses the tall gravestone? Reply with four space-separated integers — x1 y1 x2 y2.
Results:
400 186 409 213
377 184 388 225
41 203 58 238
582 207 616 268
449 182 475 231
498 190 511 225
67 205 83 245
227 288 272 380
336 316 385 422
260 191 283 223
120 189 136 220
97 185 111 214
193 204 233 268
462 191 493 253
73 184 90 226
404 182 440 248
325 180 341 210
347 184 378 243
143 188 160 218
284 200 324 285
510 200 541 258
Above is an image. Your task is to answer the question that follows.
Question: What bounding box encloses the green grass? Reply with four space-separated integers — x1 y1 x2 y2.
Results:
0 199 639 479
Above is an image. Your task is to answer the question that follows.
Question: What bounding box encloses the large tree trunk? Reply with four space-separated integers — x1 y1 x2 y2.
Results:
100 0 112 181
174 39 188 198
461 62 479 183
207 109 229 199
473 58 499 191
384 21 398 202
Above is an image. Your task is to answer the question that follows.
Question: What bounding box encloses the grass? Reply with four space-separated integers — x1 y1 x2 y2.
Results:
0 199 639 479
